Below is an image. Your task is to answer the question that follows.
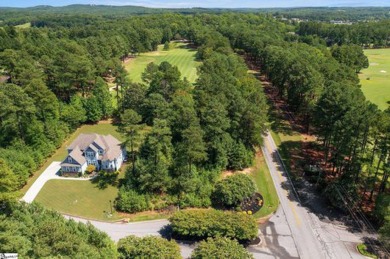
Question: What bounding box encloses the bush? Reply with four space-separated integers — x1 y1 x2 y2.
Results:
115 188 151 213
117 235 181 259
85 164 96 174
212 174 256 209
191 237 253 259
169 209 258 242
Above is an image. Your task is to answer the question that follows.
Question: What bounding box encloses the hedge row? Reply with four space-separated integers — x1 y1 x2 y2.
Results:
117 235 181 259
169 209 258 242
191 237 254 259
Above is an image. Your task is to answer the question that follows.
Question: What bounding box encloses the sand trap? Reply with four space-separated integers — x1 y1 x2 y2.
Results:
370 62 378 66
380 70 387 73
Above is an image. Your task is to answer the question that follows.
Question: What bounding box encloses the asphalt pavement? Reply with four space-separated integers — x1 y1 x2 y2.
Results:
260 131 365 259
24 133 367 258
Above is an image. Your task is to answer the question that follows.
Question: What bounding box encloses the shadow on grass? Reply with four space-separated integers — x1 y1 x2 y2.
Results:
91 171 119 189
177 44 197 51
278 140 304 174
268 104 295 136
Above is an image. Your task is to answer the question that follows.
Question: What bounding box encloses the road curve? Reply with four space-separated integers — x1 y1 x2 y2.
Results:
65 215 194 258
26 133 364 258
261 131 364 259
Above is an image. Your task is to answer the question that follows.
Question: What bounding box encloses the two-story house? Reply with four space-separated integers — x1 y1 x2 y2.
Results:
60 133 126 174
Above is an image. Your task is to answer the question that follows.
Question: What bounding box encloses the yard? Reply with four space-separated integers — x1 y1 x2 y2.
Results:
360 48 390 110
35 179 121 221
125 42 201 84
21 122 123 194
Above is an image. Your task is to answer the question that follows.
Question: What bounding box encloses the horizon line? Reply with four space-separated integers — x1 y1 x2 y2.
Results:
1 4 390 9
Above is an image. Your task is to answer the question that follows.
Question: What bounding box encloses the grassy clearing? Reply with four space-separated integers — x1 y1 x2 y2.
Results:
15 22 31 29
250 151 279 219
360 48 390 110
21 123 122 194
35 179 121 221
125 42 201 84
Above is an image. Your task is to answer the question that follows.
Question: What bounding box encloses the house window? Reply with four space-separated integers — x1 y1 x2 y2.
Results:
68 157 72 163
99 150 103 155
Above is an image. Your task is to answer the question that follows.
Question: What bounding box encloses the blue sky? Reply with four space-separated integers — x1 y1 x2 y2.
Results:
1 0 389 8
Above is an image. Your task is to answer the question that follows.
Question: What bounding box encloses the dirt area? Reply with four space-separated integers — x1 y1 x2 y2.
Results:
98 119 113 124
221 167 253 179
122 56 135 64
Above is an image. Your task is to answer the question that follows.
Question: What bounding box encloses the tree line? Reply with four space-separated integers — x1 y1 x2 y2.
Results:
0 11 388 251
116 26 267 211
204 12 389 249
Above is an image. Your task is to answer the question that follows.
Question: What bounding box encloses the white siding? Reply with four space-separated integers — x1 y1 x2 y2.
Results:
80 163 87 174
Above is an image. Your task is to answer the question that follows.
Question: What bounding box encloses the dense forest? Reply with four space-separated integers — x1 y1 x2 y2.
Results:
0 8 389 256
1 6 390 26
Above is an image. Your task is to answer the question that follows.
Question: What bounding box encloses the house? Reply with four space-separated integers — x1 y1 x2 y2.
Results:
60 133 126 174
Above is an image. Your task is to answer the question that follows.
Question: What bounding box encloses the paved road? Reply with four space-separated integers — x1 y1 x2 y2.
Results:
21 161 94 203
65 215 194 258
260 131 365 259
24 136 366 258
63 132 365 259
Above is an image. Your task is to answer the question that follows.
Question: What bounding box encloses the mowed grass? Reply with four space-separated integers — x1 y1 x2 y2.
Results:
125 42 201 84
359 48 390 110
35 179 121 221
250 151 279 219
15 22 31 29
21 123 123 194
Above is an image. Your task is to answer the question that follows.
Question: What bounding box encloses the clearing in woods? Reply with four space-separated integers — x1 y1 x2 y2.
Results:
124 42 201 84
359 48 390 110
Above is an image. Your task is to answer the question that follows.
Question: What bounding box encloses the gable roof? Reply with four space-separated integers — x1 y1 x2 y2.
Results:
66 133 122 162
62 146 86 166
86 144 99 152
68 134 99 151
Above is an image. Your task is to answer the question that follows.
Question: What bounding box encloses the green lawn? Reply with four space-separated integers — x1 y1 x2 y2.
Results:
21 123 122 194
250 152 279 219
125 42 201 84
15 22 31 29
360 48 390 110
35 179 121 221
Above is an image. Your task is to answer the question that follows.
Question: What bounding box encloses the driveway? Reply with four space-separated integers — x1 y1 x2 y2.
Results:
21 161 92 203
23 133 367 258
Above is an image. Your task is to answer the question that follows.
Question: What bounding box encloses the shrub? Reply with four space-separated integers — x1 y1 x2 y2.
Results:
212 174 256 209
169 209 258 242
191 237 253 259
117 235 181 259
115 188 151 213
85 164 96 174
